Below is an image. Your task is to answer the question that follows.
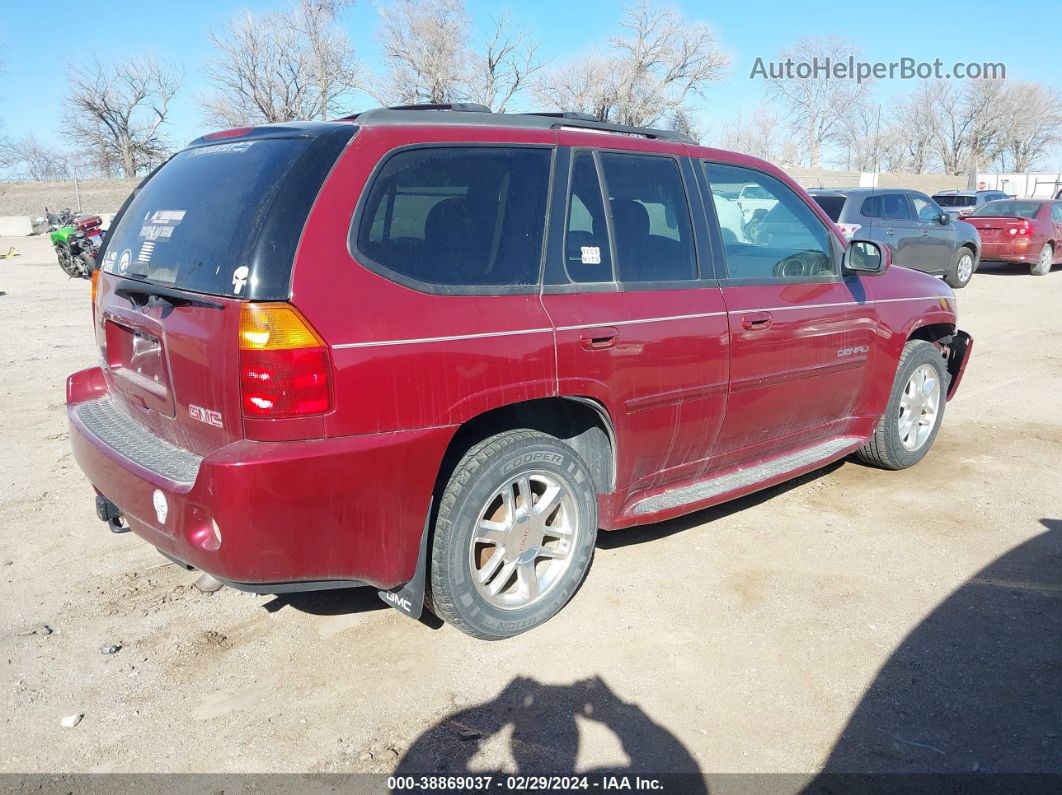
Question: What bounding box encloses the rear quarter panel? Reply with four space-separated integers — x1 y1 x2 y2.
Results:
290 124 560 437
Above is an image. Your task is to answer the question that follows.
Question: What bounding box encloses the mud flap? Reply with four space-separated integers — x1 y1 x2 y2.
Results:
377 498 431 620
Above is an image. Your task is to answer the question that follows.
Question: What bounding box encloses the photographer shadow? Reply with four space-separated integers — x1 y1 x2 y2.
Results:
395 675 705 789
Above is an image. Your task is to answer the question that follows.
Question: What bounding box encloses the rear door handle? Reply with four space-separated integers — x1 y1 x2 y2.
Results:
885 228 895 236
580 327 619 350
741 312 772 331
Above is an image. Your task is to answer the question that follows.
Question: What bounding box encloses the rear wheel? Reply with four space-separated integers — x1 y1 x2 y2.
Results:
428 430 598 640
945 247 975 288
1031 243 1053 276
856 340 948 470
56 246 81 278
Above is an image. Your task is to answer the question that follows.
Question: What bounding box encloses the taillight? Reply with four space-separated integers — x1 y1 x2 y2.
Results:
1007 222 1032 236
837 223 861 238
238 303 332 418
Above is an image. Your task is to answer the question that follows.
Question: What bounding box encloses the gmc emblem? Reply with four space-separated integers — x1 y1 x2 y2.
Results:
189 404 224 428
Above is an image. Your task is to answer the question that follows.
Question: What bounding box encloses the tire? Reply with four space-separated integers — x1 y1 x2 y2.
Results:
428 430 598 640
945 247 976 288
56 247 80 278
856 340 949 471
1031 243 1053 276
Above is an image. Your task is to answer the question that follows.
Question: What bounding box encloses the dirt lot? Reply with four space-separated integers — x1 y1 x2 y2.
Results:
1 235 1060 780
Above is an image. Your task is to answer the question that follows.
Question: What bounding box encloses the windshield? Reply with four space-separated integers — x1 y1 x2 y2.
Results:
969 201 1041 219
934 195 976 208
100 137 313 297
809 195 846 221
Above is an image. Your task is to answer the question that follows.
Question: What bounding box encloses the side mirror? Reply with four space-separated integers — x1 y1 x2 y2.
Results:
844 238 890 275
939 212 950 225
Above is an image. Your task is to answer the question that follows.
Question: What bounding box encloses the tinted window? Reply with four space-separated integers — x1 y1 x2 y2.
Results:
704 162 835 281
1053 203 1062 223
883 194 912 220
599 153 696 282
564 152 613 283
970 200 1042 219
810 195 846 221
101 138 315 297
934 194 976 207
357 147 551 288
860 195 882 218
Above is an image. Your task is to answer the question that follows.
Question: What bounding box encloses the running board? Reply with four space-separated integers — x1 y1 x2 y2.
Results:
629 437 863 516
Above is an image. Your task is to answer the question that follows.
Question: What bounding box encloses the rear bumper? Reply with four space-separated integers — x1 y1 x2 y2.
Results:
979 240 1038 263
67 367 454 590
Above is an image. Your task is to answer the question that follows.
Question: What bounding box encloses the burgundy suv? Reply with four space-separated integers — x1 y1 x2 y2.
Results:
68 105 973 639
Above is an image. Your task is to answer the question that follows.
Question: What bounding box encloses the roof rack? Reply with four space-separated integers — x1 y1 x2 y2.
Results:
339 105 696 144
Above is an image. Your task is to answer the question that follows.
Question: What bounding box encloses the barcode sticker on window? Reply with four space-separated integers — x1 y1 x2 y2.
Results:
580 246 601 265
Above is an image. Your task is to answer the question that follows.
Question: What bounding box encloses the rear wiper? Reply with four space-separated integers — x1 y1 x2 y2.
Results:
114 279 224 310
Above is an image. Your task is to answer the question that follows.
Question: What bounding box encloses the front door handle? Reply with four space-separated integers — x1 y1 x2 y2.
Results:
741 312 772 331
885 228 895 236
580 327 619 350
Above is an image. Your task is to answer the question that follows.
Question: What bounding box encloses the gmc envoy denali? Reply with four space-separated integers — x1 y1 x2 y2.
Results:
68 104 973 639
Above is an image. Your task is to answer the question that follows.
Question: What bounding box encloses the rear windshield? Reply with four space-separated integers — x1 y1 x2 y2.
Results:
100 138 312 297
969 201 1041 218
934 194 976 207
809 195 846 221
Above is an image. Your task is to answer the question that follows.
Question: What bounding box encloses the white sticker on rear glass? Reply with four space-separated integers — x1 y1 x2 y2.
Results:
190 141 255 156
232 265 249 294
118 249 132 274
102 249 117 273
580 246 602 265
139 209 185 243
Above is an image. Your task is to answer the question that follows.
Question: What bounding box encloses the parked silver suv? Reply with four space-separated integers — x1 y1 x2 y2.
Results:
932 189 1010 220
808 188 981 288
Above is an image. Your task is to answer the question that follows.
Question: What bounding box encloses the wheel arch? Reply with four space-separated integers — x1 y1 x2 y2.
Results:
435 397 617 498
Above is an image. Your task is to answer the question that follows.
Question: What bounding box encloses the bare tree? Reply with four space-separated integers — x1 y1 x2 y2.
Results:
926 78 1008 174
464 12 543 112
65 54 181 178
0 134 70 180
879 84 938 173
535 0 729 128
830 96 881 171
376 0 470 105
716 104 783 161
993 82 1062 172
202 0 359 127
765 36 867 168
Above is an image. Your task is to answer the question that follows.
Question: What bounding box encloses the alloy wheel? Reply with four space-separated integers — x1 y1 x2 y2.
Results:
897 364 942 451
468 471 579 610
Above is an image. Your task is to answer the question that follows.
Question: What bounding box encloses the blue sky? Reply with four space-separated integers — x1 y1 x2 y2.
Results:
2 0 1061 161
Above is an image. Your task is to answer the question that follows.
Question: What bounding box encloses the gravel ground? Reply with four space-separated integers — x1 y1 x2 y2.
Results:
1 236 1059 777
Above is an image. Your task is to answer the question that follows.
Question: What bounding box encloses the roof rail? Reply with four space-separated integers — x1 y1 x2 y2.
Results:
337 106 696 144
519 111 598 122
387 102 491 113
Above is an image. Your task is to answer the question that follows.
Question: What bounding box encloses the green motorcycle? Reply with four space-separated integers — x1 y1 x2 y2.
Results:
47 207 104 279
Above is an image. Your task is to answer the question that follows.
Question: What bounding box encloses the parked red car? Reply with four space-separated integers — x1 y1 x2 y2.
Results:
964 198 1062 275
67 106 972 639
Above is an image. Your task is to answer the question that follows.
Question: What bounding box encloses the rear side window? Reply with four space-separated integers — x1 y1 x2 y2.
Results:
935 194 976 207
598 153 696 283
861 194 911 220
810 195 846 221
564 152 613 283
101 137 319 297
356 147 551 289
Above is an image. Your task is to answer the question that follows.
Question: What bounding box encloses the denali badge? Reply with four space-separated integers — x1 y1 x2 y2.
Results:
837 345 869 358
152 490 169 525
189 404 223 428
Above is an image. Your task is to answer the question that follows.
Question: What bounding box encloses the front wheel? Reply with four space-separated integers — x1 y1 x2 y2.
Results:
1031 243 1053 276
856 340 949 470
945 248 976 288
428 430 598 640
